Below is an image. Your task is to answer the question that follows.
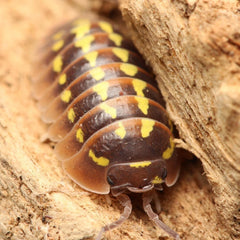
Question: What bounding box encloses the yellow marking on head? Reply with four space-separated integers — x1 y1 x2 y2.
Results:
99 21 113 33
100 102 117 119
112 48 129 62
72 19 90 26
109 33 123 46
84 51 98 67
115 122 126 139
132 79 147 97
52 39 64 52
58 73 67 85
141 119 155 138
89 149 109 167
53 55 63 73
76 128 84 143
89 67 105 81
135 97 149 115
130 161 152 168
61 90 72 103
71 22 91 39
120 63 138 76
67 108 76 123
162 137 175 159
93 81 109 101
152 176 163 184
52 31 64 40
74 35 95 53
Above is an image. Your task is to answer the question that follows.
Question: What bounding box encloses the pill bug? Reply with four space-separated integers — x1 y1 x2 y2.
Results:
33 18 181 240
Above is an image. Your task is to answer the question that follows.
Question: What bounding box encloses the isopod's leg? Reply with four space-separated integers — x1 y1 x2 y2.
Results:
95 194 132 240
153 190 161 214
142 191 180 240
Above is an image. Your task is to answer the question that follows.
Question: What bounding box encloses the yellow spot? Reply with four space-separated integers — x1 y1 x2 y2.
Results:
130 161 151 168
72 19 89 26
76 128 84 143
141 119 155 138
152 176 163 184
100 103 117 119
132 79 147 97
93 81 109 101
89 149 109 167
89 67 105 81
53 55 63 73
99 21 113 33
58 73 67 85
84 51 98 67
162 137 175 159
67 108 76 123
52 39 64 52
71 22 91 39
135 97 149 115
74 35 95 53
52 31 64 40
120 63 138 76
109 33 123 46
115 122 126 139
112 48 129 62
61 90 71 103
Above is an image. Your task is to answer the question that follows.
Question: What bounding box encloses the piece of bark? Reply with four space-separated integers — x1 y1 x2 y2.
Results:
0 1 238 240
119 0 240 237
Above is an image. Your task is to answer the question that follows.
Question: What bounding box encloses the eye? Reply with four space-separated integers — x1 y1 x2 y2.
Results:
107 175 115 186
162 168 167 179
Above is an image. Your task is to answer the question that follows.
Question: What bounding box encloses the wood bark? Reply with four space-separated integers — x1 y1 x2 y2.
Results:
119 0 240 237
0 0 239 240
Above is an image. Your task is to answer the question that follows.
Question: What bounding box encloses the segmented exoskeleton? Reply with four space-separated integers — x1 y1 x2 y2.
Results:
33 18 181 240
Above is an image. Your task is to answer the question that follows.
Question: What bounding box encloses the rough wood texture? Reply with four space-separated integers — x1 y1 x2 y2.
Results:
119 0 240 238
0 0 238 240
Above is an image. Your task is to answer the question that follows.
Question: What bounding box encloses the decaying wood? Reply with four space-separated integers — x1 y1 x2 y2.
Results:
119 0 240 237
0 0 239 240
